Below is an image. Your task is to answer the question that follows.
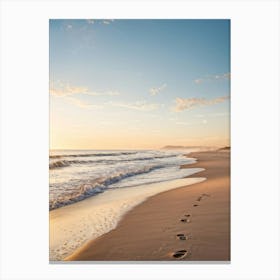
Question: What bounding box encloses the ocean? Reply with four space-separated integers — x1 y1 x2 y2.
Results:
49 149 201 210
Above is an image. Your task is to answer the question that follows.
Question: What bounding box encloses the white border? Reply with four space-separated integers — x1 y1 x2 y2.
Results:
1 0 279 279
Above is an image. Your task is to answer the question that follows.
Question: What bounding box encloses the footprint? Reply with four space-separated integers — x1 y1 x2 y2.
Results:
172 250 188 259
176 234 186 240
180 218 191 223
197 193 210 201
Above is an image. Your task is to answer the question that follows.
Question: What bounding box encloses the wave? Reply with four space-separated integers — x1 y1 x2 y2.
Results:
49 159 98 169
49 165 164 210
49 154 178 170
49 160 71 169
50 151 138 159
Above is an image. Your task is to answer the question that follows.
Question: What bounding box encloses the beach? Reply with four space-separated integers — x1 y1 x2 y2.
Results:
66 150 230 261
49 150 206 261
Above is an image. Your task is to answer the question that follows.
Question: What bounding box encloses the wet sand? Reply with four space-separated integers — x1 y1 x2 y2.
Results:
66 150 230 261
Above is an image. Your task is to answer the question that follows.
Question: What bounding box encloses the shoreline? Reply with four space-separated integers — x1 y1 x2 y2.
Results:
66 150 230 261
49 165 205 261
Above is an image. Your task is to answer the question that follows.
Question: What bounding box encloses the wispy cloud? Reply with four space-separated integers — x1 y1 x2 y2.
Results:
50 82 120 97
215 73 230 80
174 96 230 112
50 84 88 96
84 19 115 25
110 101 160 111
194 73 230 84
50 82 119 109
66 96 103 109
149 83 167 96
102 19 114 25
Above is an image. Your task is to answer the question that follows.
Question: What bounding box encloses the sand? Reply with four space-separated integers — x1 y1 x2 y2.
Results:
66 150 230 261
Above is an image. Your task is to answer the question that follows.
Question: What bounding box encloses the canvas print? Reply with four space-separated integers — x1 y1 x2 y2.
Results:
49 19 230 262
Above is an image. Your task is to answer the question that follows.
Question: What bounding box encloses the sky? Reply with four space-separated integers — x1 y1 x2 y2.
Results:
50 19 230 150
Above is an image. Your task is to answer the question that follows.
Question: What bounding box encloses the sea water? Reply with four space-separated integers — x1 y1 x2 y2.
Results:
50 149 201 210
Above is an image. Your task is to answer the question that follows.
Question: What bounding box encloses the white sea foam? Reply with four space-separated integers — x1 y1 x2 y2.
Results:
49 150 198 210
49 174 205 261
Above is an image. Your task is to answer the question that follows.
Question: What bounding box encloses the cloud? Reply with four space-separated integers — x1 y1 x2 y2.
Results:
50 81 119 109
110 101 160 111
149 83 167 96
194 73 230 84
50 84 88 97
102 19 114 25
65 96 103 109
214 73 230 80
50 82 120 97
174 96 230 112
85 19 115 25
